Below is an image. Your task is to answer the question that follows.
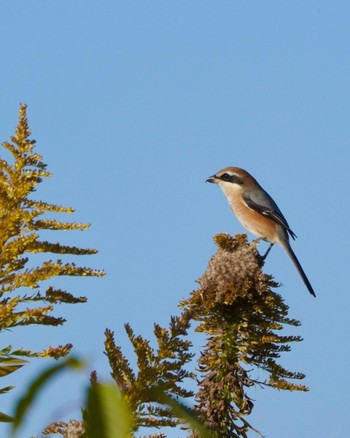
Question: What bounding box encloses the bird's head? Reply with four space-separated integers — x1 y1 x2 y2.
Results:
206 167 255 196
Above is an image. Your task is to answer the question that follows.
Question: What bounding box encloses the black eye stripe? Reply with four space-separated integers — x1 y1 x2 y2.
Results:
220 173 243 185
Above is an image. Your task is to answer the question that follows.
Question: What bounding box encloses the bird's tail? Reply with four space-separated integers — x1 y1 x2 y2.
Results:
280 240 316 297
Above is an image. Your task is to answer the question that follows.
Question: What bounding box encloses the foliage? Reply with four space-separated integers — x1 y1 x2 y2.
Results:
84 382 132 438
104 313 195 432
182 233 307 437
0 105 103 422
103 234 307 437
11 357 84 437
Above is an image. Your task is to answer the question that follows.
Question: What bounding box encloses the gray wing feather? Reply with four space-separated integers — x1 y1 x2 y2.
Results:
243 189 297 240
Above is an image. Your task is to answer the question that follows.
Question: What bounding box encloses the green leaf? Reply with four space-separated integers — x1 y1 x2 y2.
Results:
11 356 83 435
151 388 215 438
85 383 131 438
0 385 15 395
0 411 15 423
0 364 25 377
0 357 28 365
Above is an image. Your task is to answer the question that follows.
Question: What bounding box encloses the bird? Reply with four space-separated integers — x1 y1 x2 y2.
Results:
206 166 316 297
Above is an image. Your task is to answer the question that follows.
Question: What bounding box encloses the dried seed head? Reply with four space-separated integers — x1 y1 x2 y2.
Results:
197 234 263 305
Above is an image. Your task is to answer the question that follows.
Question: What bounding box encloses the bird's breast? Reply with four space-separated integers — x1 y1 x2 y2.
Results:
228 196 279 243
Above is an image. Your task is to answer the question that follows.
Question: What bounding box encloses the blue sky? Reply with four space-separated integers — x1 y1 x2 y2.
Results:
0 1 349 437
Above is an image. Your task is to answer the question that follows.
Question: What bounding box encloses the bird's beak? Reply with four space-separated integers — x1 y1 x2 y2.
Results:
206 175 218 184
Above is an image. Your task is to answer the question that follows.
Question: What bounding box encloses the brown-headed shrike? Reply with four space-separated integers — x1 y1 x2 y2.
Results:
207 167 316 297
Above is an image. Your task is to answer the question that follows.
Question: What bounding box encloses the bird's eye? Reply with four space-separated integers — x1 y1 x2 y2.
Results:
221 173 231 181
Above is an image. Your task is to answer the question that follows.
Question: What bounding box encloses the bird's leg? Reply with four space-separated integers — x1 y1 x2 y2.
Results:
251 239 274 260
261 243 274 260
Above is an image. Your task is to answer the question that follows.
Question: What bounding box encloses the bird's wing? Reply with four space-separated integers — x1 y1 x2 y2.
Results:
243 189 297 240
